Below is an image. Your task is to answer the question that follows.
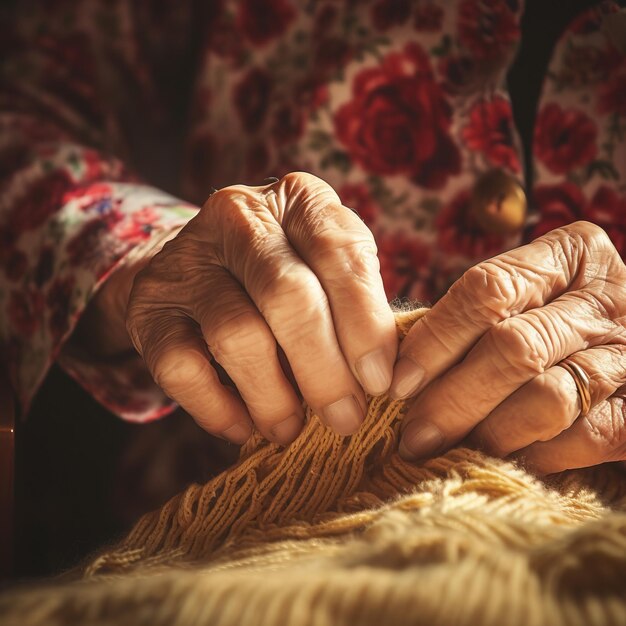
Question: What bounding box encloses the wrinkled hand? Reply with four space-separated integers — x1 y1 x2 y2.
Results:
126 173 397 444
391 222 626 474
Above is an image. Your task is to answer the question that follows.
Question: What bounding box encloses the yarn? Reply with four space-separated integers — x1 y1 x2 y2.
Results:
2 307 626 626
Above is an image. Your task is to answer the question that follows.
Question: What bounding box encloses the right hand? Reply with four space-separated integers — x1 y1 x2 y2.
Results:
126 173 397 445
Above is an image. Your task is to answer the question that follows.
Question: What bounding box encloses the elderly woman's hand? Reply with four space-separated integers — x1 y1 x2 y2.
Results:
392 221 626 474
125 172 396 445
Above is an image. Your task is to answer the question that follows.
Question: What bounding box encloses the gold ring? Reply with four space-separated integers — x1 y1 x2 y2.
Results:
558 359 592 417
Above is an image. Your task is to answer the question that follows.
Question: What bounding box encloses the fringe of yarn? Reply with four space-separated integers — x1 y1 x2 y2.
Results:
81 308 432 577
2 307 626 626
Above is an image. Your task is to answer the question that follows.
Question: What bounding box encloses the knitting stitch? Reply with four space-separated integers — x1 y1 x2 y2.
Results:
2 307 626 626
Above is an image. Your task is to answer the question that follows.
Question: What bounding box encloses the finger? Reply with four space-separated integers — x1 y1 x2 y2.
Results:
206 183 367 436
510 394 626 475
279 172 398 396
195 266 305 445
399 291 621 461
389 221 621 401
130 310 254 444
469 344 626 457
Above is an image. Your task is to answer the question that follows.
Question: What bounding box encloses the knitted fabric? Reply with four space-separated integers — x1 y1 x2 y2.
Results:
2 308 626 626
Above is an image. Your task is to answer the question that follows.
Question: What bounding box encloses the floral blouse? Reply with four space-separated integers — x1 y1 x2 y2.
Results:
1 0 624 424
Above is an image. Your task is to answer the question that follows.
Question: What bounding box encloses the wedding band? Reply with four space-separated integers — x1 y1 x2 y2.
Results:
558 359 592 417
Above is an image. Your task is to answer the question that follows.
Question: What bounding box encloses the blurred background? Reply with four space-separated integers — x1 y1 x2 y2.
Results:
11 0 601 581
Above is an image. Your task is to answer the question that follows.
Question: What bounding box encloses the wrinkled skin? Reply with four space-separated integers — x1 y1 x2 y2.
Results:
82 173 626 473
391 220 626 474
123 172 397 444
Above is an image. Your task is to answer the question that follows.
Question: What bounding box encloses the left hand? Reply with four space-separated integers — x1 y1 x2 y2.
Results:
390 221 626 474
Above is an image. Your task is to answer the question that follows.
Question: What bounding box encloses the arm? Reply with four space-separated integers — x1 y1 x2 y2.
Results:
0 4 197 421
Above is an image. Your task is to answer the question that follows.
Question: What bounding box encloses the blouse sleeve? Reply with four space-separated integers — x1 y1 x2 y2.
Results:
0 4 199 421
528 2 626 252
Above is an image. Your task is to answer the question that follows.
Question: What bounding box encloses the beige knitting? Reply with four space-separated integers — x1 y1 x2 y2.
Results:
2 307 626 626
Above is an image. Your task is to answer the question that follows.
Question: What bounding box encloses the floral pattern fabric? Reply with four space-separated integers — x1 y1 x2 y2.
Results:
0 0 624 423
531 2 626 251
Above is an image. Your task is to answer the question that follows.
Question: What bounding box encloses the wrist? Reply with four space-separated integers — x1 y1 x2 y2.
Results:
72 224 186 359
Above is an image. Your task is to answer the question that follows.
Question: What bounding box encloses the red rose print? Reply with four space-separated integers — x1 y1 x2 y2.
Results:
5 249 27 281
314 38 352 75
598 69 626 116
413 3 444 31
334 42 460 189
461 96 521 172
374 228 432 301
438 54 481 95
46 276 75 342
63 182 115 212
9 170 72 234
534 184 626 258
67 210 124 268
295 78 329 110
8 289 45 338
234 68 273 132
568 2 618 35
531 183 585 240
458 0 520 60
586 186 626 255
82 149 107 181
113 207 159 244
271 105 304 144
370 0 411 31
338 183 380 227
436 190 506 259
236 0 296 46
559 44 622 88
534 103 597 175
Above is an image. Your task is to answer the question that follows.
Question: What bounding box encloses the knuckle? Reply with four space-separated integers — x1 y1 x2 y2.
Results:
293 200 345 239
534 371 577 438
556 221 616 264
281 171 303 189
201 186 237 211
319 238 380 284
202 186 258 232
208 313 275 364
281 170 325 194
260 266 325 311
587 223 614 251
485 319 546 381
568 220 612 248
453 262 519 325
153 349 208 396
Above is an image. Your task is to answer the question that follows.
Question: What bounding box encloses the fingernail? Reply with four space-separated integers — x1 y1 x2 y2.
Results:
399 422 444 461
355 348 392 395
389 356 425 399
221 421 253 445
322 394 363 436
270 414 302 445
